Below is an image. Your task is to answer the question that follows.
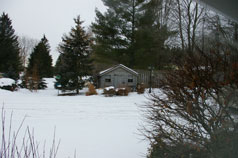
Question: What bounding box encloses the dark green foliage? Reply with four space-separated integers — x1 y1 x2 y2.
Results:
91 0 173 69
0 12 22 79
23 35 52 90
20 76 47 90
134 25 171 69
91 0 145 67
56 16 92 94
27 35 53 78
134 0 169 69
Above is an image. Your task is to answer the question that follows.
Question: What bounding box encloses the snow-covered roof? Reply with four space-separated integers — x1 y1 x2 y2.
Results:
0 78 15 87
99 64 139 76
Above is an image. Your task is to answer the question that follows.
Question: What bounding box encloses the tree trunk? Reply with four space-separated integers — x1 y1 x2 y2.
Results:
177 0 185 50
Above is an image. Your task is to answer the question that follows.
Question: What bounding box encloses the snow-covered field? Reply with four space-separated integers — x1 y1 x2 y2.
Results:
0 78 149 158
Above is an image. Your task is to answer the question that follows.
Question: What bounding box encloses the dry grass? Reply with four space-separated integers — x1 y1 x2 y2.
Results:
116 88 129 96
136 83 145 94
0 107 61 158
86 83 98 96
103 87 115 97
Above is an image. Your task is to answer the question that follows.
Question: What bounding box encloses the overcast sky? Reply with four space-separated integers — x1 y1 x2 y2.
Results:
1 0 106 64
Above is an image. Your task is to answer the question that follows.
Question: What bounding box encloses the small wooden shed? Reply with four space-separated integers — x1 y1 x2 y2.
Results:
98 64 138 89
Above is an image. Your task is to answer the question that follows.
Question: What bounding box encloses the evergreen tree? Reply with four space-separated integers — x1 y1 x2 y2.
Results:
134 0 174 69
23 35 52 90
0 12 22 79
56 16 92 94
91 0 145 67
27 35 53 78
91 0 173 69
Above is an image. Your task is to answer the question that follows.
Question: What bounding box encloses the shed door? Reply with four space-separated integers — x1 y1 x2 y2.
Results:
114 75 126 88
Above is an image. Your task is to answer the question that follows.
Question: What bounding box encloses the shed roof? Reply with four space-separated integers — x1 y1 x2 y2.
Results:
99 64 139 76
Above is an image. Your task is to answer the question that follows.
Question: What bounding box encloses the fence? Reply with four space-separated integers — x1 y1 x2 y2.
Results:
136 69 167 88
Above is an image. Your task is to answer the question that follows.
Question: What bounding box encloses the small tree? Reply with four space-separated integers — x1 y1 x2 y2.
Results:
24 35 52 90
56 15 92 94
27 35 53 78
0 12 22 79
144 46 238 158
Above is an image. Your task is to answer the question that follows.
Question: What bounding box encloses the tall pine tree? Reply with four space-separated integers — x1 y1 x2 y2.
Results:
91 0 173 69
0 12 22 79
91 0 145 67
134 0 174 69
56 16 92 94
27 35 53 78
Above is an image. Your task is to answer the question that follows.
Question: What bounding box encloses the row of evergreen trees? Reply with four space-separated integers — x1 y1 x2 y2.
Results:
0 12 54 89
0 12 53 78
0 12 92 92
1 0 187 92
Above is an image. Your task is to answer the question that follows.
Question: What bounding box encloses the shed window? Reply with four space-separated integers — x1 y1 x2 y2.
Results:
105 78 111 82
128 79 133 83
105 76 111 82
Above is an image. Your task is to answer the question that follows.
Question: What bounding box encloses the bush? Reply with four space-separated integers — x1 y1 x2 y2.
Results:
136 83 145 94
0 78 17 91
86 83 98 96
103 86 116 97
0 85 17 91
143 48 238 158
20 76 47 90
116 88 129 96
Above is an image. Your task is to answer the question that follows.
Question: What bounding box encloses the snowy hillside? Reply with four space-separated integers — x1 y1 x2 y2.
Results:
0 78 149 158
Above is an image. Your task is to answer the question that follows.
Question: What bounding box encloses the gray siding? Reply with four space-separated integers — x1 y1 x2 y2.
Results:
99 68 138 88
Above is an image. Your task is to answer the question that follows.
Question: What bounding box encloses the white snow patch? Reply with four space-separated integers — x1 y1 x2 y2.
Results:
104 86 115 91
0 78 149 158
0 78 15 86
99 64 138 76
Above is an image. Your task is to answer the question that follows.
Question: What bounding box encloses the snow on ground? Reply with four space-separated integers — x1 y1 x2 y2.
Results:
0 78 149 158
0 78 15 86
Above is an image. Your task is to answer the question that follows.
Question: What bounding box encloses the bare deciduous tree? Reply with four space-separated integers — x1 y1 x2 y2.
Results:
143 45 238 158
168 0 205 51
18 35 38 69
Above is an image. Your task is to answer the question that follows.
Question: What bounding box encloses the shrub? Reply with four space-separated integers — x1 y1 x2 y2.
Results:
0 78 17 91
103 86 115 97
0 85 17 91
136 83 145 94
143 48 238 158
86 83 98 96
116 88 129 96
20 76 47 90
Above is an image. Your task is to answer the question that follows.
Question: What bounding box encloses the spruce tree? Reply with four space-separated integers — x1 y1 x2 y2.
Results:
0 12 22 79
134 0 174 69
56 16 92 94
24 35 52 90
27 35 53 78
91 0 145 67
91 0 173 69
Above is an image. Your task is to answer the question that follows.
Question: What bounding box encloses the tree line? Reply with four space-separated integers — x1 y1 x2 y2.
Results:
1 0 237 92
1 0 238 157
